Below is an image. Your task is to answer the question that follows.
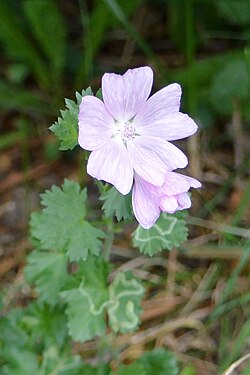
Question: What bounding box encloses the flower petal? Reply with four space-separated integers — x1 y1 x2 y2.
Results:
179 174 202 189
127 138 166 187
176 193 192 210
128 136 188 186
136 112 198 141
134 83 181 124
132 174 160 229
102 67 153 122
78 96 114 151
159 172 191 196
87 138 133 195
159 195 178 213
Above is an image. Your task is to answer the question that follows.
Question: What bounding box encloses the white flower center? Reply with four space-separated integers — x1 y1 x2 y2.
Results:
115 121 136 143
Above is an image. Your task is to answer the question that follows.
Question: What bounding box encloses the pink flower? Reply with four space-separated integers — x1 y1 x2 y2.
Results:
132 172 201 229
78 67 197 195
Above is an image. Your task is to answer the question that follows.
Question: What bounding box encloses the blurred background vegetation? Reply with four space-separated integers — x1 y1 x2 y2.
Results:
0 0 250 374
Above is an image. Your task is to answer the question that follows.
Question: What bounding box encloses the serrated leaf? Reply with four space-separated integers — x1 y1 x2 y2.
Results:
30 180 105 261
137 348 179 375
132 213 188 256
22 301 68 349
61 256 109 342
110 363 146 375
108 272 144 333
50 88 93 150
67 221 105 261
25 251 68 304
100 187 133 221
0 309 29 350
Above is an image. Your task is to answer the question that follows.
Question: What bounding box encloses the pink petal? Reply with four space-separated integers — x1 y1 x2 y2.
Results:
128 136 188 185
159 195 178 213
127 137 166 187
134 83 181 125
87 138 133 195
176 193 191 209
159 172 191 196
136 112 198 141
178 174 202 189
132 174 160 229
78 96 114 151
102 67 153 122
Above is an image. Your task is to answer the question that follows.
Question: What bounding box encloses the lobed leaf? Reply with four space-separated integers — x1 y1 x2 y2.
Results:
100 186 133 221
108 272 144 333
61 256 109 342
25 251 68 304
50 88 93 150
30 180 105 261
22 301 68 349
132 213 188 256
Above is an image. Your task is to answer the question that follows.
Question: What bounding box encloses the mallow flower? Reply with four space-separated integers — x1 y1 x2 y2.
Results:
78 66 198 195
132 172 201 229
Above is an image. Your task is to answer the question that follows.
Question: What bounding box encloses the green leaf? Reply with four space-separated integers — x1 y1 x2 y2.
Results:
210 58 249 115
132 213 188 256
38 347 84 375
0 309 29 350
50 88 93 150
25 250 68 304
22 301 68 349
30 180 105 261
100 187 133 221
137 348 179 375
216 0 250 26
108 272 144 333
61 256 109 342
110 363 146 375
1 348 38 375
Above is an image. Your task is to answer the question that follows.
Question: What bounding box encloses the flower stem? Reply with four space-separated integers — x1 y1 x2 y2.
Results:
103 218 114 261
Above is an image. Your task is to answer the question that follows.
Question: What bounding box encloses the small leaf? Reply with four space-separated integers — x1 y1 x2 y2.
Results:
110 363 146 375
30 180 105 261
61 256 109 342
132 213 188 256
25 251 68 304
100 186 133 221
137 348 179 375
50 88 93 150
108 272 144 333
